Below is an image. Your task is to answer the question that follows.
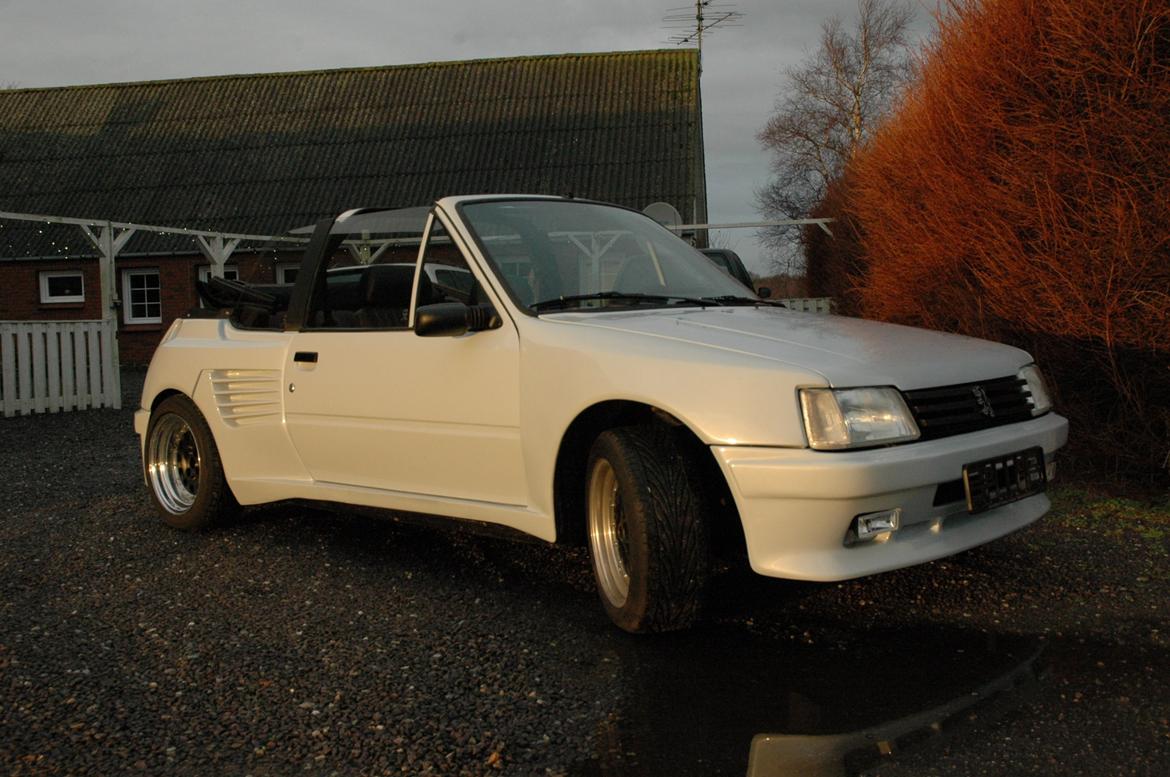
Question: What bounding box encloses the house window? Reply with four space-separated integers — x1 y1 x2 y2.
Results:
276 262 300 285
122 269 162 324
197 265 239 282
39 270 85 303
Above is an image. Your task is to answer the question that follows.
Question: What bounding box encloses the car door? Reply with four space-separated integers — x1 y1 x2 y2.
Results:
281 209 527 506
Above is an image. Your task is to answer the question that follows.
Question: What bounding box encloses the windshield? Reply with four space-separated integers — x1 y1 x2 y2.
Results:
459 200 757 312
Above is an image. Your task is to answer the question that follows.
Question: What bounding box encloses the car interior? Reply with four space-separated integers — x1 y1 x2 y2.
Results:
195 259 480 332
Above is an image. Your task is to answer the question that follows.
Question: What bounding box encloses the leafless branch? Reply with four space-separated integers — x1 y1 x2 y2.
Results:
756 0 916 273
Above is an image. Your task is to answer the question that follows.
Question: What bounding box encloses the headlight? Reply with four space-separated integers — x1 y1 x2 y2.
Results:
1018 364 1052 416
799 387 921 450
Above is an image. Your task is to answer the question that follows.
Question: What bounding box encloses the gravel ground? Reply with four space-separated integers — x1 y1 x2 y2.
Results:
1 371 1168 776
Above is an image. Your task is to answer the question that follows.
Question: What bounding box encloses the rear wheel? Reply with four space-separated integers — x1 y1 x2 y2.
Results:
586 426 709 633
145 394 238 530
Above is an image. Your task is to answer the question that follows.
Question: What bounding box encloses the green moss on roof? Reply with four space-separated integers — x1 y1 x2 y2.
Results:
1 49 695 95
0 50 704 257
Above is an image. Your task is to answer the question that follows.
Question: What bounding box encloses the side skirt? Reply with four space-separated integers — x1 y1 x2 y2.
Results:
227 476 557 542
274 499 547 544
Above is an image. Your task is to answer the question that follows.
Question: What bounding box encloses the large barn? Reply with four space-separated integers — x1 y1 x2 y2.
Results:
0 50 708 364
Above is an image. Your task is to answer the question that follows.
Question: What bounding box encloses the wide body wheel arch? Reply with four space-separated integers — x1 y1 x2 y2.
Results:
585 424 711 632
551 400 743 556
143 393 240 530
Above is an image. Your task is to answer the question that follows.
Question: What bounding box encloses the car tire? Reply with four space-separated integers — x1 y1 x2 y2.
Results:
144 394 239 530
586 425 710 633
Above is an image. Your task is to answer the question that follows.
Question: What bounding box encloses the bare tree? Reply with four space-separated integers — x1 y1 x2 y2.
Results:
757 0 916 272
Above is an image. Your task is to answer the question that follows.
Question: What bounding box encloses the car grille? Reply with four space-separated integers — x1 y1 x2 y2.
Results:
902 375 1035 441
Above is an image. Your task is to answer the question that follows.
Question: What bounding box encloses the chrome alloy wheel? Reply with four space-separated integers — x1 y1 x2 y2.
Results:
147 412 201 514
588 458 630 607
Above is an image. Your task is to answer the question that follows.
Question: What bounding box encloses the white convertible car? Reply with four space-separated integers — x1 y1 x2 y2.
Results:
136 196 1068 632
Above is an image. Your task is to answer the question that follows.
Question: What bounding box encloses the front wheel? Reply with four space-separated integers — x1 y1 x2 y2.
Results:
586 426 710 633
144 394 238 530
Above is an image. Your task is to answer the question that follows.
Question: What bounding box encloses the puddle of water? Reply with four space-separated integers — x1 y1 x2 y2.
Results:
571 625 1044 777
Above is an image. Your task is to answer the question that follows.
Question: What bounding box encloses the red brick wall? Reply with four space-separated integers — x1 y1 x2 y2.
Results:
0 251 302 366
114 257 188 366
0 258 103 320
113 252 297 365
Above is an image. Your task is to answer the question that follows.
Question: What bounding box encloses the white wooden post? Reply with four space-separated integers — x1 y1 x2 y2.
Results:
45 322 61 413
31 323 47 413
196 235 242 278
71 325 88 411
16 326 31 414
80 222 135 410
1 323 18 415
60 324 75 410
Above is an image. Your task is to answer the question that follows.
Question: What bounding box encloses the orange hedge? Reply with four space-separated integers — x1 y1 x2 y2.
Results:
814 0 1170 477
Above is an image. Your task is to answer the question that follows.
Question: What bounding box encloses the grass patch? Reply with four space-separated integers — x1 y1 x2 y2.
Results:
1049 485 1170 527
1046 484 1170 581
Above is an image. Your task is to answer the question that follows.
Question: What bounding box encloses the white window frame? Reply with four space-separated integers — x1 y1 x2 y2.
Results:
276 262 300 285
122 268 162 325
197 264 239 282
39 270 85 304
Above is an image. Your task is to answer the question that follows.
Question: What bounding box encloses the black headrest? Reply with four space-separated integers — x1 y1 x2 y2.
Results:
359 264 432 308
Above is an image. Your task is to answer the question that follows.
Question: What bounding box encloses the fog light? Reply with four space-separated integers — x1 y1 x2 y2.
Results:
1045 459 1057 482
846 509 902 546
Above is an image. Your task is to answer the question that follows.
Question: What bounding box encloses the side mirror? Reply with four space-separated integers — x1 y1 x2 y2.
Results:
415 302 502 337
756 286 772 299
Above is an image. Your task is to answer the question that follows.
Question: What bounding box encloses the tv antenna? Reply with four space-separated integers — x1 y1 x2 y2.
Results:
663 1 743 63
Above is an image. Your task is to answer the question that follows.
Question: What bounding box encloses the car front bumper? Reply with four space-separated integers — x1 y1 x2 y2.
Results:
711 413 1069 581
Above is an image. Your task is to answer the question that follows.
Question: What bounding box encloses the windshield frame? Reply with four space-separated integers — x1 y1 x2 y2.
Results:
454 196 760 316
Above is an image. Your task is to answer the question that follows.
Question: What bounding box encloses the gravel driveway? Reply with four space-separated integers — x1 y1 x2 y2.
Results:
1 372 1168 776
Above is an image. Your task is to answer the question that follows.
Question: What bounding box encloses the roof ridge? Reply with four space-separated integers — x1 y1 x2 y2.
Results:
0 49 693 95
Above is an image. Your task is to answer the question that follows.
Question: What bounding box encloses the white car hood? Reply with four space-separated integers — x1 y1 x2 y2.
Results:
546 307 1032 391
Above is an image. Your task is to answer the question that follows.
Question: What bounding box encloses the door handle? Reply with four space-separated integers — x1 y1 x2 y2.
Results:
294 351 319 364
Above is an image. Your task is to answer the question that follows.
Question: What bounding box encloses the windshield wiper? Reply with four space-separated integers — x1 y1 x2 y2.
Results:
531 291 723 311
700 295 786 307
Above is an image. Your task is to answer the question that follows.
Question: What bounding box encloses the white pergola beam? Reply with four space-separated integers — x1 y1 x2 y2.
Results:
0 209 306 244
666 218 835 237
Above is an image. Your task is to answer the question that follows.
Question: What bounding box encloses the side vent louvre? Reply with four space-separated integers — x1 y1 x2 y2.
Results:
209 369 282 427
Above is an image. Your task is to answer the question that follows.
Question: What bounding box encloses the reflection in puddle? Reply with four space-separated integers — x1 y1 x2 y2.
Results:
573 626 1044 776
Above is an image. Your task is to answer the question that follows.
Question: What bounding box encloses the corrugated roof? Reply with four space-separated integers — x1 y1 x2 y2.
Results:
0 50 705 258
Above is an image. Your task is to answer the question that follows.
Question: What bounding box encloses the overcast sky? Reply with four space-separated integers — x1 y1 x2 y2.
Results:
0 0 929 273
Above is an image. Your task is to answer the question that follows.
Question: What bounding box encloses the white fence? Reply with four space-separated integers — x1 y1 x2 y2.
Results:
780 297 833 314
0 320 121 416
